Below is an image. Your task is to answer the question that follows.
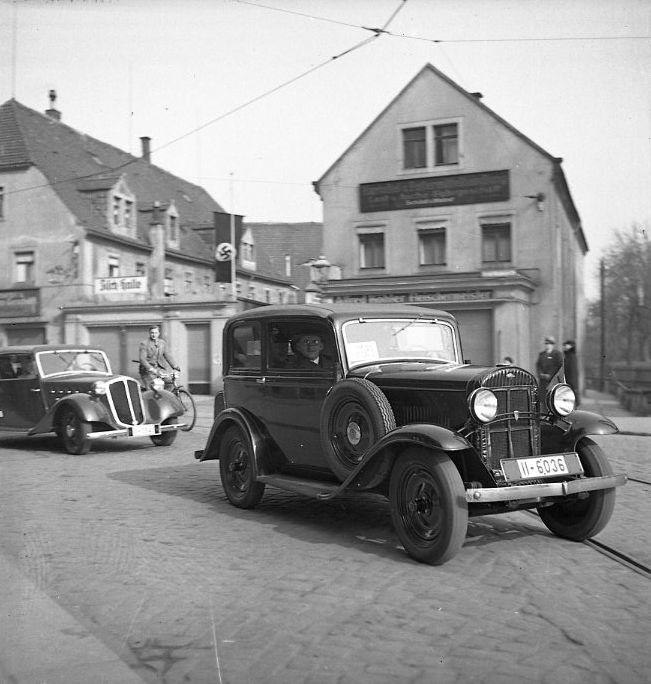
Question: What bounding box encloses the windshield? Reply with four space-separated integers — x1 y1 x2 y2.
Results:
342 318 458 368
36 350 111 377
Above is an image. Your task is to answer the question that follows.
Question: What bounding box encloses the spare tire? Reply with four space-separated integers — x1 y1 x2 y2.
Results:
320 377 396 481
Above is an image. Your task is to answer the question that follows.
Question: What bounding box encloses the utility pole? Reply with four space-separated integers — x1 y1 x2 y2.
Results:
599 259 606 391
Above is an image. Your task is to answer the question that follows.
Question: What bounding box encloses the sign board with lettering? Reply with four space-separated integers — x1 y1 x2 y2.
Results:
359 170 510 213
0 289 40 317
333 290 493 304
94 276 148 296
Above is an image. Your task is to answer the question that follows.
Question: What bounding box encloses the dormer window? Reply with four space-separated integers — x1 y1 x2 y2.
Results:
108 177 136 236
240 227 256 270
165 202 180 249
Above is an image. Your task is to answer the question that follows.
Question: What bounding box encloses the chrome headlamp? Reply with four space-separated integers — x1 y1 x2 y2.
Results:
152 376 165 392
91 380 108 396
547 383 576 416
469 388 498 423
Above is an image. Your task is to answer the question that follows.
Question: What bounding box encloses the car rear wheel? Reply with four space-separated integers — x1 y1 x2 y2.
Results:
537 437 616 540
150 419 178 446
60 409 92 455
389 448 468 565
320 378 396 481
219 425 265 508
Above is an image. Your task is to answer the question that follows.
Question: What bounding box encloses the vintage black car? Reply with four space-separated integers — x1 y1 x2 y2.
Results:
195 304 626 565
0 345 185 454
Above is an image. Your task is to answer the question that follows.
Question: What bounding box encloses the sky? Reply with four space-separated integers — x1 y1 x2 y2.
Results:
1 0 649 299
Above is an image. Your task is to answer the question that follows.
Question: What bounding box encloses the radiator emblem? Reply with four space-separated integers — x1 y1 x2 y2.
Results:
513 410 520 421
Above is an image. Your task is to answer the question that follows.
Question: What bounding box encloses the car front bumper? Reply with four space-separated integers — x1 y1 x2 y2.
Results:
87 422 185 440
466 474 627 503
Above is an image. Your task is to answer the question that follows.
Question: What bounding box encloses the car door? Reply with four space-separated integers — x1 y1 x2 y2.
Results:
255 319 336 470
0 353 46 429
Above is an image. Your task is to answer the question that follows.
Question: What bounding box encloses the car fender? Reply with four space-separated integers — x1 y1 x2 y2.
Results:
197 407 268 468
141 388 184 423
542 409 619 453
29 395 112 435
344 423 473 491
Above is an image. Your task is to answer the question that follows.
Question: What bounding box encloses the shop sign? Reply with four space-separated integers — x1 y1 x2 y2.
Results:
359 170 510 213
94 275 148 295
0 289 40 317
334 290 493 304
410 290 492 303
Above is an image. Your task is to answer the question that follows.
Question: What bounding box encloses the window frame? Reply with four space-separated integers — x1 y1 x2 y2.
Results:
357 228 386 270
14 250 35 283
398 118 462 173
417 222 447 266
481 221 512 265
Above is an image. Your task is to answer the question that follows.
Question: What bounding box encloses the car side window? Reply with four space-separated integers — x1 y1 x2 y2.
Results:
0 354 35 379
266 321 336 372
230 323 261 371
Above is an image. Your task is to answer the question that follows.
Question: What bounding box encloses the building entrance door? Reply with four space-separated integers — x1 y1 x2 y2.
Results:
186 323 211 394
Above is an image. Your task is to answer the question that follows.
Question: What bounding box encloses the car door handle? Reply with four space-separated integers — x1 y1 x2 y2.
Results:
255 377 266 384
30 388 41 393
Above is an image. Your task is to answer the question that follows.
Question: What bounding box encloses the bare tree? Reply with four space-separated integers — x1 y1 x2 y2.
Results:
595 223 650 366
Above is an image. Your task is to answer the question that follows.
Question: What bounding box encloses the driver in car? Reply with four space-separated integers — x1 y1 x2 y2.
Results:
286 333 333 369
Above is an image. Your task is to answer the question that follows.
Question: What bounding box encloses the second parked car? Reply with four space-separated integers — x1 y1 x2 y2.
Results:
0 345 185 454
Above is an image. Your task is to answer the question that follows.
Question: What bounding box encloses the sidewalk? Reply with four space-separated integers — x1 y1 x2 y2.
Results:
581 388 651 435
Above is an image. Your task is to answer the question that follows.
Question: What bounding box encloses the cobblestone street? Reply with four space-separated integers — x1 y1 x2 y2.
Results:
0 392 649 683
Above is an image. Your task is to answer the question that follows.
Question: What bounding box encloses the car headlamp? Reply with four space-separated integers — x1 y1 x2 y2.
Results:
152 377 165 392
547 383 576 416
469 388 498 422
91 380 108 396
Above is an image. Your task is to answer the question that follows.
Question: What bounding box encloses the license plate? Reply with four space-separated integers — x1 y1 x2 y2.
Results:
501 452 583 482
130 423 156 437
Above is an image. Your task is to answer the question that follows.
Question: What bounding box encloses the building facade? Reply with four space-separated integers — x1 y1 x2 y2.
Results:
0 95 302 392
314 64 588 372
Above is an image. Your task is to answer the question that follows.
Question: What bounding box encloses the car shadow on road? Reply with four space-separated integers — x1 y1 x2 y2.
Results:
107 462 546 565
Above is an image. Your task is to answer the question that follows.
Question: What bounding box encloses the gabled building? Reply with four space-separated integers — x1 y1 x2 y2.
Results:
0 93 299 392
314 63 588 372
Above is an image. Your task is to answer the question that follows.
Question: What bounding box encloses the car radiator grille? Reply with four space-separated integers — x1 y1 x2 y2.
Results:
478 368 540 470
106 378 145 426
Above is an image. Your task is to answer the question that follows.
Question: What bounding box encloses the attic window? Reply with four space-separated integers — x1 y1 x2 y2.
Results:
400 119 461 172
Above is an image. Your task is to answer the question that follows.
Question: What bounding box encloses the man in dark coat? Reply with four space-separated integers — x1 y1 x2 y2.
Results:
138 325 180 389
563 339 580 406
536 336 564 391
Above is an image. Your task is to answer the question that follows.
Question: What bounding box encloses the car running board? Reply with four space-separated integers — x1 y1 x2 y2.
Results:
256 474 343 500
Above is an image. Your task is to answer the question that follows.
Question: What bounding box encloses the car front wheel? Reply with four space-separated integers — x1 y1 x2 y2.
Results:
389 448 468 565
219 425 265 508
537 437 616 540
60 409 92 455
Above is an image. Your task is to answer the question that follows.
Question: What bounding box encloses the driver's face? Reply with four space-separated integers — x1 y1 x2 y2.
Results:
295 335 323 361
149 328 160 341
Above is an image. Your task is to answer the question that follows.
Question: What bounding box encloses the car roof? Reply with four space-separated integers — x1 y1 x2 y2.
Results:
227 303 457 326
0 344 105 355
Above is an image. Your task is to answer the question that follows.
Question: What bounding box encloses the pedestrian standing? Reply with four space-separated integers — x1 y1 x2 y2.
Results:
563 339 580 406
138 325 180 389
535 336 564 391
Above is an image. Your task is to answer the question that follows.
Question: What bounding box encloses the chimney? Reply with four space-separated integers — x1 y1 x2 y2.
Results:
140 136 151 163
45 89 61 121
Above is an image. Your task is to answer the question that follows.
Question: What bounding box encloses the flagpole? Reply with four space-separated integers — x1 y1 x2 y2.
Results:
229 172 236 301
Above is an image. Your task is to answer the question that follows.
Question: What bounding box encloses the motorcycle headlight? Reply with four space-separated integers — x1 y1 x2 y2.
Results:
91 380 108 396
152 377 165 392
469 388 498 422
547 383 576 416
